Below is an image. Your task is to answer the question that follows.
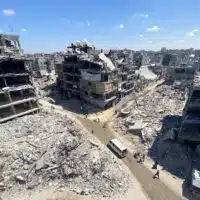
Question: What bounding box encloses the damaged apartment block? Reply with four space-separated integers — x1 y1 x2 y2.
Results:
0 34 39 123
179 72 200 144
56 43 119 109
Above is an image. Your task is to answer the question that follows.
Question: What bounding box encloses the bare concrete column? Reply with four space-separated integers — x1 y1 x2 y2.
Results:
28 101 33 109
20 90 24 98
3 78 7 87
7 92 16 114
26 76 29 84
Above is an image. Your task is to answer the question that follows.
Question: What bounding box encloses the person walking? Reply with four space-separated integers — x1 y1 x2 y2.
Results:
152 161 158 169
153 170 160 179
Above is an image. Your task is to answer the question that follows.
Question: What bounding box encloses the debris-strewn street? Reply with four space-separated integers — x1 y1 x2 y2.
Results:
0 112 130 199
112 84 192 178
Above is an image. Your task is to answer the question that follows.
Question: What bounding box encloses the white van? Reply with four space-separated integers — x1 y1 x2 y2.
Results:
107 139 128 158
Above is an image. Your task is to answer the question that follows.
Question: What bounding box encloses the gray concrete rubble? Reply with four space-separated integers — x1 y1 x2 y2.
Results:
0 112 129 198
113 84 193 178
114 85 187 145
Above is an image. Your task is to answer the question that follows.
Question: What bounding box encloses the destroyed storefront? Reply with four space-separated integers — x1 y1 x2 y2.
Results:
0 57 39 123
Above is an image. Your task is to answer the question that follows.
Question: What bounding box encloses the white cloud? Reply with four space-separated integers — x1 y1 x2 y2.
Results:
119 24 124 29
2 9 15 16
147 41 153 44
186 29 200 37
86 20 91 27
21 28 27 32
134 13 149 18
187 32 195 37
146 25 160 32
139 34 144 38
192 29 199 32
114 24 124 29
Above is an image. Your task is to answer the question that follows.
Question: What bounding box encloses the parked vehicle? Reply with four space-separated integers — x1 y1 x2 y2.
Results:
107 139 128 158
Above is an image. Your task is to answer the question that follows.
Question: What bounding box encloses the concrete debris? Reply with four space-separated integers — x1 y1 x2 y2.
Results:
113 84 187 158
125 117 135 126
135 65 157 80
15 175 26 184
128 120 146 134
0 112 129 198
120 108 130 117
0 182 5 191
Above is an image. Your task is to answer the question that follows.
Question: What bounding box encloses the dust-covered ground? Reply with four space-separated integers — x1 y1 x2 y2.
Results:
0 112 133 200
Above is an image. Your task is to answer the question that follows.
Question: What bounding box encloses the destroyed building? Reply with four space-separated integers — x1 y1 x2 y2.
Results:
56 51 119 109
179 72 200 143
0 34 38 123
109 50 139 97
0 34 22 55
55 43 164 109
32 54 55 77
165 64 196 89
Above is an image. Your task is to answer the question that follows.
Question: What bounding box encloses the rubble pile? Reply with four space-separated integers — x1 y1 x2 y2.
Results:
113 84 194 177
0 112 129 198
113 84 187 151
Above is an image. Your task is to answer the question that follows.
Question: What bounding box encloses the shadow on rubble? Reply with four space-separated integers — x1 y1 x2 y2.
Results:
148 114 188 179
182 180 200 200
148 115 200 199
44 85 102 115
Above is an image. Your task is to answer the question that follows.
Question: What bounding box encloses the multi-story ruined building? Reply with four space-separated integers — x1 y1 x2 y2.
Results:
55 42 162 109
165 64 196 89
179 72 200 143
109 49 139 97
0 34 38 123
0 34 22 55
56 52 119 109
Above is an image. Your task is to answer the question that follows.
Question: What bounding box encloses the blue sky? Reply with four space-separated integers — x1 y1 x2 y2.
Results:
1 0 200 52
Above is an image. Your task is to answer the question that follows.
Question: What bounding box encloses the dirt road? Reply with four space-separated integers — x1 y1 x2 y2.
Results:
78 117 181 200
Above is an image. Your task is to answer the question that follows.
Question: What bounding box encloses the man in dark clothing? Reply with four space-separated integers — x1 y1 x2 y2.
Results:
153 170 160 179
152 161 158 169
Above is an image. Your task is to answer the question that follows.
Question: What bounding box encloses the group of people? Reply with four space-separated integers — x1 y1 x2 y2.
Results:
134 152 160 179
134 152 146 163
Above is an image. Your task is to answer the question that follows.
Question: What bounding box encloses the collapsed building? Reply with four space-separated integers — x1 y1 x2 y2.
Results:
0 34 38 123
